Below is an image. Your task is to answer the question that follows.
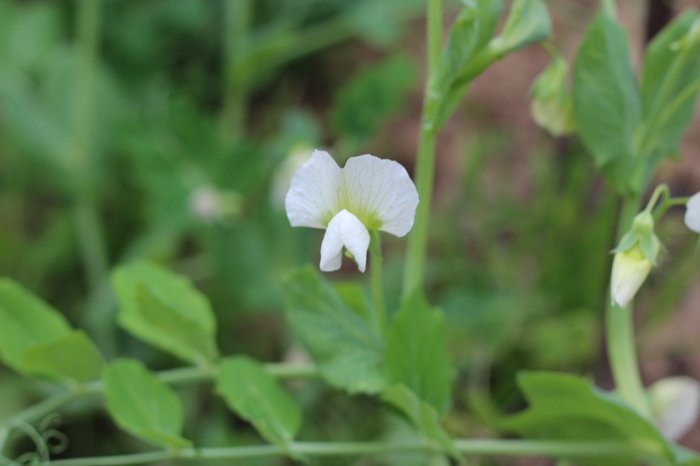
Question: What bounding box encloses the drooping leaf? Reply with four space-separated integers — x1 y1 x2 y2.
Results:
382 384 461 463
499 371 694 466
384 290 452 415
22 331 104 383
216 356 302 452
103 359 192 449
573 13 642 193
491 0 551 57
639 11 700 161
112 261 219 365
0 278 72 373
284 266 385 394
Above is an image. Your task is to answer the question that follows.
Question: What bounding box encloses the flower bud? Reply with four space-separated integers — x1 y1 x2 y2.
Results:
530 55 575 137
610 211 661 308
648 377 700 441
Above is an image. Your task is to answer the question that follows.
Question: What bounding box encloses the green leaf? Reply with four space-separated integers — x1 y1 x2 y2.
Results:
572 13 642 193
112 261 219 365
331 55 416 145
491 0 551 56
22 331 104 383
499 371 682 466
284 266 385 394
384 290 452 416
0 278 72 373
426 0 503 130
382 384 461 463
429 0 551 130
216 356 302 452
103 359 192 449
640 12 700 161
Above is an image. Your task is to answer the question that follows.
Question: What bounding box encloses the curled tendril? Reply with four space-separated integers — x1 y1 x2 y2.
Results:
43 430 68 455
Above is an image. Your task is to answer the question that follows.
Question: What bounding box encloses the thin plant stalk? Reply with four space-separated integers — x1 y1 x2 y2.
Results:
370 232 389 335
222 0 252 139
605 194 650 417
402 0 442 296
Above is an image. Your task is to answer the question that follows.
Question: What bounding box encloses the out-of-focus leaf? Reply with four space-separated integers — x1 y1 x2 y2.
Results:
22 331 104 383
385 290 452 415
0 279 72 373
490 0 551 57
332 55 416 145
103 359 192 449
285 266 385 394
216 356 302 452
530 52 575 136
639 11 700 161
112 261 219 365
573 13 641 193
382 384 461 462
499 372 694 466
0 1 62 72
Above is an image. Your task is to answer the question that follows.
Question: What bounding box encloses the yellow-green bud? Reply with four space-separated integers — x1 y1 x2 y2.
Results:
530 54 575 137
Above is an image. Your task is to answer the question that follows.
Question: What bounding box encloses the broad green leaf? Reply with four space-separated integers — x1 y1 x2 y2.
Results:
112 261 219 365
331 55 416 145
103 359 192 449
385 290 452 416
573 13 642 193
0 278 71 373
22 331 104 383
499 371 693 466
216 356 302 452
382 384 461 463
640 11 700 161
284 266 385 394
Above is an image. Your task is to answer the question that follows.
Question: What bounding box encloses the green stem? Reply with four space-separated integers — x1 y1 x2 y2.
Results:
370 232 388 335
41 440 644 466
606 194 651 417
0 363 318 456
222 0 252 139
72 197 109 301
402 0 442 297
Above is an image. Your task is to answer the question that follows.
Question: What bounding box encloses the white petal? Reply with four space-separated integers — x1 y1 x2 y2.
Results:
610 246 653 308
685 193 700 233
319 210 370 273
650 377 700 441
285 150 344 229
342 154 419 237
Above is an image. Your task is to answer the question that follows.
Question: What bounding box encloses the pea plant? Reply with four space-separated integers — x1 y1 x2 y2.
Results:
2 0 700 465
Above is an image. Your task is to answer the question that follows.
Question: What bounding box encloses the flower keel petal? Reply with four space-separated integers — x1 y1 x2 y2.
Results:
319 210 370 273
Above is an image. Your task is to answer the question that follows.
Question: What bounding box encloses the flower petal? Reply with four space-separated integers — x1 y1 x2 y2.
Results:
685 192 700 233
286 150 344 229
319 210 370 273
343 154 419 237
650 376 700 441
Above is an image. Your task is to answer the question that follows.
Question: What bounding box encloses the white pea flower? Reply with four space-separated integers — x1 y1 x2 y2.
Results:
685 192 700 233
285 150 419 272
610 211 661 308
649 377 700 441
189 186 222 222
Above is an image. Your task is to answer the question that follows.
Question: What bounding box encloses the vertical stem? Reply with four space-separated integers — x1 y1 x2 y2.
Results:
72 0 107 292
606 193 651 417
402 0 442 297
370 232 388 335
222 0 252 139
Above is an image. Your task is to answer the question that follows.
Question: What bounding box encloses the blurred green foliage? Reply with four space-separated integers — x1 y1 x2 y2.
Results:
1 0 698 464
